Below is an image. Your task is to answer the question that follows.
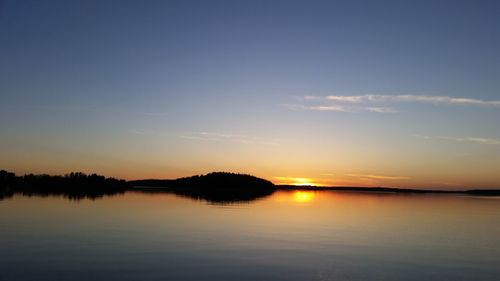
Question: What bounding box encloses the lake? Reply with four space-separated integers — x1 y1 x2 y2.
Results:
1 190 499 281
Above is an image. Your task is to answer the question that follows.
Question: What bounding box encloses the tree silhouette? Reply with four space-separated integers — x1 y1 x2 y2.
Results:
0 170 128 201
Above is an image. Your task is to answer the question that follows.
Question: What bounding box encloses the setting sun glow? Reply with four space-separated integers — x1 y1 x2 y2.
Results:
275 177 318 186
292 178 315 186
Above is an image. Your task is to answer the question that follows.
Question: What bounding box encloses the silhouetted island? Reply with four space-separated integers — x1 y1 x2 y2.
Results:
130 172 276 203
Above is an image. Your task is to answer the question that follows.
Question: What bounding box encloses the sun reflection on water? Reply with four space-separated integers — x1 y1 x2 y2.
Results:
292 191 315 203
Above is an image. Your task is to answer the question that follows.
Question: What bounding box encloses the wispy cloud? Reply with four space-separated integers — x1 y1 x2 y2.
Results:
414 134 500 145
180 132 280 146
464 138 500 145
282 103 397 113
282 104 350 112
136 111 169 117
347 174 410 180
366 107 398 113
286 94 500 113
318 94 500 107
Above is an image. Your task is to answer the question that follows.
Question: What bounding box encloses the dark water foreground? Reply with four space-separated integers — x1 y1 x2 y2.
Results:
1 191 499 281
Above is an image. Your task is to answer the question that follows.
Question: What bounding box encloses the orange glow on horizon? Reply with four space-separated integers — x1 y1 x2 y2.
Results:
274 177 320 186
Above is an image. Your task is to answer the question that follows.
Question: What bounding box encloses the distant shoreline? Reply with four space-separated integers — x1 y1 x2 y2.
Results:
276 185 500 196
131 184 500 196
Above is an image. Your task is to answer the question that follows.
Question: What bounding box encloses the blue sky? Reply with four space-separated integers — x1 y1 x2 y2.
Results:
0 0 499 188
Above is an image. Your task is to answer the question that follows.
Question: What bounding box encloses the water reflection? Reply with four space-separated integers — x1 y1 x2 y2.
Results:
0 187 276 204
292 191 315 203
135 187 276 204
0 191 499 281
0 188 126 201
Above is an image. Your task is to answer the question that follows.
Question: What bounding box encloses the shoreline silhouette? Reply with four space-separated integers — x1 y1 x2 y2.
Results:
1 170 499 203
0 170 128 200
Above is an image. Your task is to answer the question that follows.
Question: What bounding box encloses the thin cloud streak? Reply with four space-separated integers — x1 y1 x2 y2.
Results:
288 94 500 114
313 94 500 107
347 174 410 180
415 134 500 146
366 107 398 113
282 104 349 112
180 132 280 146
281 104 396 113
136 112 169 117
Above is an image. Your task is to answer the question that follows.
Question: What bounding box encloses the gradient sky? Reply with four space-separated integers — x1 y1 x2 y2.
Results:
1 0 499 189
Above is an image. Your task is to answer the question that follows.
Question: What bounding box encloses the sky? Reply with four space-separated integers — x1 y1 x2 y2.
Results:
0 0 499 189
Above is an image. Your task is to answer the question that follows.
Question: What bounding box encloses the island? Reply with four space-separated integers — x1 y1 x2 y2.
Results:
130 172 276 203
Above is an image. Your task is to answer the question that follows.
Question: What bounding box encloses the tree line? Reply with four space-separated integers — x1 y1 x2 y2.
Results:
0 170 128 200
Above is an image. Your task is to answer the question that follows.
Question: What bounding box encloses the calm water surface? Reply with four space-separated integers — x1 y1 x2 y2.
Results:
1 191 499 281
